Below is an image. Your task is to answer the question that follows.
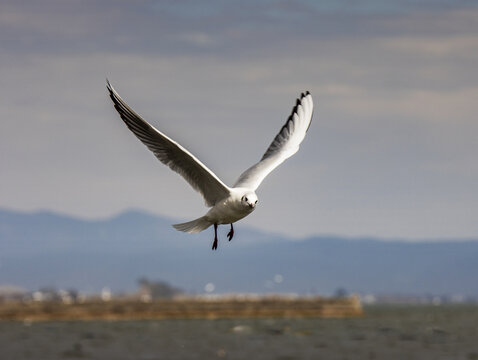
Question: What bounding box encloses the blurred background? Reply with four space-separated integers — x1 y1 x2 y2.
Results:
1 1 478 358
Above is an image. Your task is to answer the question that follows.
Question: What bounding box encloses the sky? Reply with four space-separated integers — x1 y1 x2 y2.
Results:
1 0 477 240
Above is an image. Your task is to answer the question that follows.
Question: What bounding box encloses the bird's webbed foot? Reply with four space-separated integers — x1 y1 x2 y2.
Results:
227 223 234 241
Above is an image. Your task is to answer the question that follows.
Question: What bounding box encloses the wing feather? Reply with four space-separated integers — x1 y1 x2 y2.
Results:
107 80 230 207
234 92 313 190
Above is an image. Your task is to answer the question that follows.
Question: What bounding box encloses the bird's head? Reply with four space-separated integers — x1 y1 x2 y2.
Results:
241 192 258 210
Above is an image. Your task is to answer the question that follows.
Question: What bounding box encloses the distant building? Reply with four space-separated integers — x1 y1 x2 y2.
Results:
137 277 184 300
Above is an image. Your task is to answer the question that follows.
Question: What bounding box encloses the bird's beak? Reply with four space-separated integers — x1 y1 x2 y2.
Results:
249 203 254 209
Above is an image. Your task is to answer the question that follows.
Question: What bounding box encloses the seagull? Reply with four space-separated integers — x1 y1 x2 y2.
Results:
107 80 313 250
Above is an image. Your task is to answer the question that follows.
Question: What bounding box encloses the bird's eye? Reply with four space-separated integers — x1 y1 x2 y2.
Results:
255 200 258 204
245 197 248 202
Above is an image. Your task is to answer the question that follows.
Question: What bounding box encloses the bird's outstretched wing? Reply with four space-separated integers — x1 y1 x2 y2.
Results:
107 80 231 207
234 92 313 191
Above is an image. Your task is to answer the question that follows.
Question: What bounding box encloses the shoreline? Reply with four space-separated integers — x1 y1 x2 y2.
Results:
0 296 362 321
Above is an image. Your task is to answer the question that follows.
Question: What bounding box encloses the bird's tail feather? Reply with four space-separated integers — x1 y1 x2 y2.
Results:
173 216 212 233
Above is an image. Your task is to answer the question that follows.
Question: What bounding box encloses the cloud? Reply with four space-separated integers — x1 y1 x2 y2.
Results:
1 0 477 56
1 1 477 239
382 34 478 56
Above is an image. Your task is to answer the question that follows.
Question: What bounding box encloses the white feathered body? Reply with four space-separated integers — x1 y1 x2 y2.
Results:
173 189 256 233
206 188 255 224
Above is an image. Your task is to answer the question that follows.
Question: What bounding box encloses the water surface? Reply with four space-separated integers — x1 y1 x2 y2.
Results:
1 305 477 360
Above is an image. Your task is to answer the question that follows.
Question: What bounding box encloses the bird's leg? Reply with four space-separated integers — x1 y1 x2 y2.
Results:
212 223 218 250
227 223 234 241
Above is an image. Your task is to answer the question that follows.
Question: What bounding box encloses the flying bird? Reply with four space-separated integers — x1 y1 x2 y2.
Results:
107 80 313 250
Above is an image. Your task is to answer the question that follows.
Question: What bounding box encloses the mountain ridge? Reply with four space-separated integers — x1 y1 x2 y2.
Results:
1 208 477 295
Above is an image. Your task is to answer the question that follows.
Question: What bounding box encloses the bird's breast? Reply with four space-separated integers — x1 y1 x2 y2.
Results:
206 197 254 225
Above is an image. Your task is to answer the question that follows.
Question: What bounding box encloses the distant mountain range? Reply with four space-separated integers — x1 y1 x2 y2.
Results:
1 208 477 296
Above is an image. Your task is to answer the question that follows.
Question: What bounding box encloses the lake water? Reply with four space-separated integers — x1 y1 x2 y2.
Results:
1 305 477 360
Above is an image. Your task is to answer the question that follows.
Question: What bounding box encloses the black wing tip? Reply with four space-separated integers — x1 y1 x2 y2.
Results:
287 91 311 121
260 91 312 161
106 78 115 99
106 79 124 109
105 80 129 120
